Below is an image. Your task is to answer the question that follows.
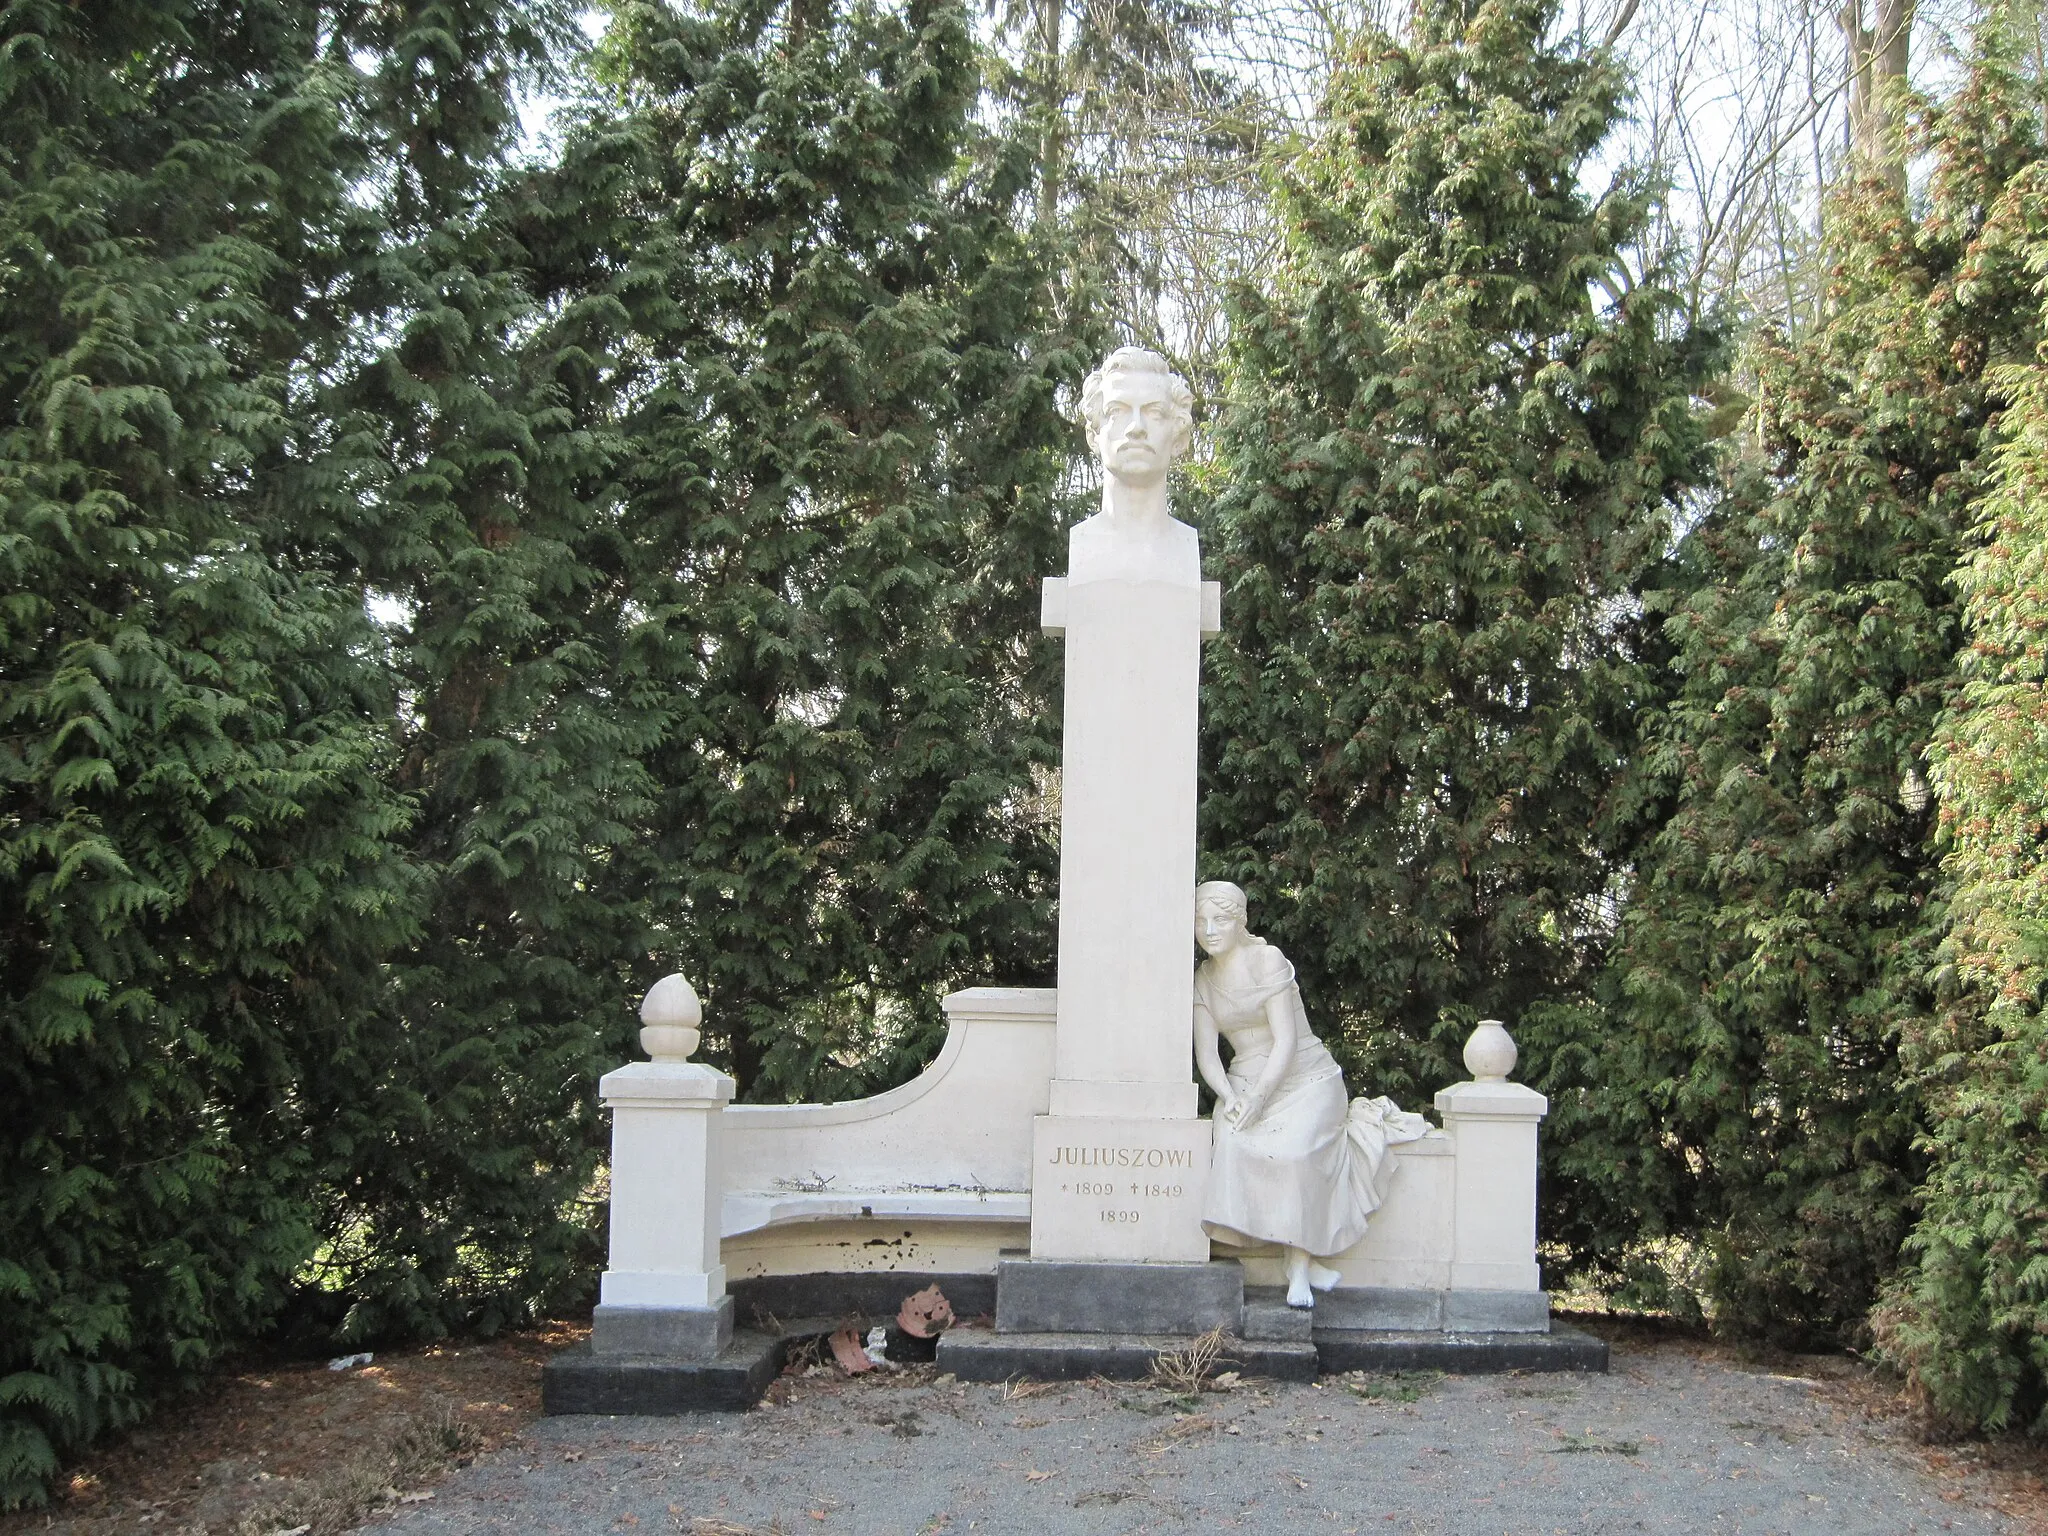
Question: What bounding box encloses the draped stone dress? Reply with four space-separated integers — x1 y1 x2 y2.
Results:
1197 948 1429 1256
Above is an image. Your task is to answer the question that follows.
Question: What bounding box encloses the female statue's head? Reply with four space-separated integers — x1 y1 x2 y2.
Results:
1194 880 1259 957
1080 347 1195 483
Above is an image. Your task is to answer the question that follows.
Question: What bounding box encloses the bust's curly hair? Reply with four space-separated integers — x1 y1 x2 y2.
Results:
1080 347 1194 459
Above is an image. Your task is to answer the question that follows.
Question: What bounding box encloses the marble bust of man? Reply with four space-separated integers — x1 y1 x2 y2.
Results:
1072 347 1199 584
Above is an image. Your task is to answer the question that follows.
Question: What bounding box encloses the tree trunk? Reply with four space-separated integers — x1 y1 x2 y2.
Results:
1035 0 1063 228
1841 0 1913 191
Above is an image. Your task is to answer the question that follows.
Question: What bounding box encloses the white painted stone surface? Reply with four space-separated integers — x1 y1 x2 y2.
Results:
707 1019 1550 1306
1231 1135 1455 1292
1027 1114 1211 1262
1435 1054 1548 1293
598 1054 734 1310
604 995 1548 1311
1235 1024 1547 1301
1462 1018 1517 1081
639 972 703 1061
1041 573 1222 640
722 1217 1028 1282
1315 1133 1458 1291
713 994 1051 1281
722 987 1055 1196
723 1189 1031 1240
1040 575 1067 637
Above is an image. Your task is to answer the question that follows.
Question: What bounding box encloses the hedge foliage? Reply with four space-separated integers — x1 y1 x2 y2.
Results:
1871 35 2048 1430
1 0 431 1498
1587 47 2048 1346
1205 0 2048 1424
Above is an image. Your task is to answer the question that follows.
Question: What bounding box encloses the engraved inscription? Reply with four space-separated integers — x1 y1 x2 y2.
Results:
1045 1141 1198 1228
1049 1145 1194 1168
1030 1116 1212 1261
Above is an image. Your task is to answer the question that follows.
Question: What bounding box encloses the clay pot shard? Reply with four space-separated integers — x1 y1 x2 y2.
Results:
828 1326 875 1375
896 1284 955 1339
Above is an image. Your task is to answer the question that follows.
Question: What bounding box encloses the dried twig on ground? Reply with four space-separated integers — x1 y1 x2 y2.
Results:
230 1401 481 1536
1148 1327 1230 1394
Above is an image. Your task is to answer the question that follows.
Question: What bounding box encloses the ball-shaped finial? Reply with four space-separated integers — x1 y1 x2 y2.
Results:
1463 1020 1517 1082
640 973 702 1062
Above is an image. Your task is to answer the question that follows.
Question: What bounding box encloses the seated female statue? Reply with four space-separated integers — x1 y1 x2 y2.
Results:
1193 881 1428 1307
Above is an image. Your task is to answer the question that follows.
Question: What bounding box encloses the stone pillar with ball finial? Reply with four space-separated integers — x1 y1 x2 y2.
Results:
590 973 736 1359
1434 1021 1549 1307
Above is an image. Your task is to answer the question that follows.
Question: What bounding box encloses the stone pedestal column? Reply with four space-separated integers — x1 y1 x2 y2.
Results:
1026 348 1219 1265
1434 1021 1548 1299
1043 531 1207 1121
592 975 736 1359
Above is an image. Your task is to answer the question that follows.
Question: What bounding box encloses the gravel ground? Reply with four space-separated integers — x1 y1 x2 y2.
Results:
361 1333 2025 1536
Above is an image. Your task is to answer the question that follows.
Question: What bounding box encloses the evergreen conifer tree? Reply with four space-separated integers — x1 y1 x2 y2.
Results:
294 0 1092 1341
1597 47 2044 1342
3 0 1084 1489
271 0 636 1343
1871 52 2048 1425
1200 0 1714 1133
0 0 419 1501
504 0 1092 1107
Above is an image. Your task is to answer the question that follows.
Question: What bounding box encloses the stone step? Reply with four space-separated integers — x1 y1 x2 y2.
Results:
541 1331 784 1414
540 1316 1610 1416
1311 1285 1552 1333
938 1328 1319 1383
994 1257 1243 1335
1240 1287 1315 1342
1311 1321 1608 1375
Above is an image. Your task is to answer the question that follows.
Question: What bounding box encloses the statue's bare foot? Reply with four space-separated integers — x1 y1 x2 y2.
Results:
1307 1261 1342 1292
1283 1246 1316 1308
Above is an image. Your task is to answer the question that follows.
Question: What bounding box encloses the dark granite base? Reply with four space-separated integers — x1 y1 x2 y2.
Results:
590 1295 734 1358
543 1275 1606 1414
994 1259 1243 1335
1311 1321 1608 1375
938 1329 1318 1383
1304 1285 1553 1333
541 1331 785 1414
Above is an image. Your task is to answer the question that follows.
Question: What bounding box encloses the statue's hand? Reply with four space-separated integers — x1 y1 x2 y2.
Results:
1215 1090 1241 1124
1227 1089 1268 1130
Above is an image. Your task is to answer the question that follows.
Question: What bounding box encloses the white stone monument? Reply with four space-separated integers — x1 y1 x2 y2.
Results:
1027 346 1220 1266
546 347 1592 1414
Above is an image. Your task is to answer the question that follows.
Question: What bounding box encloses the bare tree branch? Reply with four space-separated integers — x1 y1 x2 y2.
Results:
1604 0 1642 48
